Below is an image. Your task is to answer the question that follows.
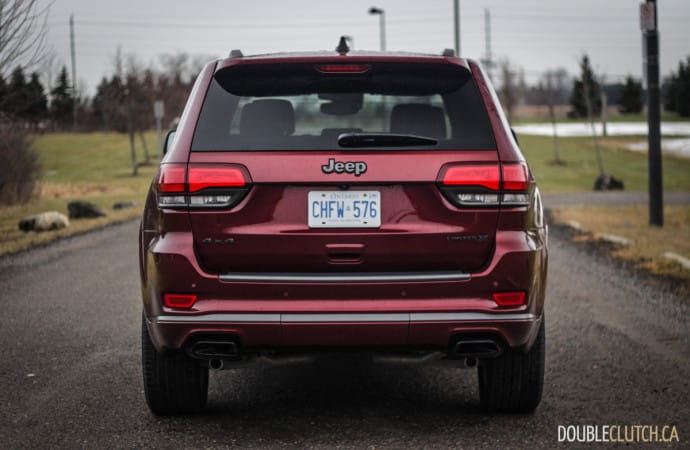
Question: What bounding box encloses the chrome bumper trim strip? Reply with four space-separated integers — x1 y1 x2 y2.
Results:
219 271 471 283
155 312 536 323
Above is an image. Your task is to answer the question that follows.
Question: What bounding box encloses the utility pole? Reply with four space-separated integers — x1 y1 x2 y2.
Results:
69 14 77 129
641 0 663 226
453 0 460 56
484 8 493 80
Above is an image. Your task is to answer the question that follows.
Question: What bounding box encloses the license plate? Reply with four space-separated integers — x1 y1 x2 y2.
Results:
308 191 381 228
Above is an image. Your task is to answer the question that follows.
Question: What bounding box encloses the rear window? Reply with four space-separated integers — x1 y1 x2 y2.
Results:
191 62 496 151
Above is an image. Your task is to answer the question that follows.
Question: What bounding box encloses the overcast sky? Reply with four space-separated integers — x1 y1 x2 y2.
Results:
42 0 689 95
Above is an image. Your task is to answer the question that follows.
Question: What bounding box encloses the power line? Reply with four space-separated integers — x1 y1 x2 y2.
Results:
46 12 690 29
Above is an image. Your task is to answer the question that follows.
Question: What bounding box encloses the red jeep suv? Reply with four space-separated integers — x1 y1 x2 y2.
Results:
139 40 547 415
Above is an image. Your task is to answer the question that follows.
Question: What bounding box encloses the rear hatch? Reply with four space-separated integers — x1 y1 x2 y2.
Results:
185 59 500 275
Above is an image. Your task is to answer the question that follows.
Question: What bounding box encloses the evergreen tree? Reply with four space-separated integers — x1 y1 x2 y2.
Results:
91 74 128 132
569 55 601 118
664 56 690 117
25 72 48 122
6 66 29 118
91 76 111 128
50 66 74 127
618 75 643 114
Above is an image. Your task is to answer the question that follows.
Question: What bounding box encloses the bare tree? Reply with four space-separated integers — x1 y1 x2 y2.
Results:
159 52 189 82
545 72 561 164
498 59 519 122
39 51 64 94
532 68 570 165
159 51 194 125
125 53 151 165
108 48 139 176
583 71 605 177
545 69 567 164
0 1 50 204
0 0 52 76
100 48 159 174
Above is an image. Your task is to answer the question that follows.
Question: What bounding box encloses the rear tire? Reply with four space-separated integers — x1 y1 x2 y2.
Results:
141 313 208 415
478 317 545 413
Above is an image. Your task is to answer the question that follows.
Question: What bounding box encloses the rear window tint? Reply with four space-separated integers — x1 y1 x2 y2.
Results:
191 63 496 151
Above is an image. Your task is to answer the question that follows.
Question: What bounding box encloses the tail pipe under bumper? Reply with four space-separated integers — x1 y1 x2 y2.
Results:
449 337 503 359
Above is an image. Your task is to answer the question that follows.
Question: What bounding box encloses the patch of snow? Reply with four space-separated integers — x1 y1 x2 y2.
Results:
513 121 690 137
625 138 690 159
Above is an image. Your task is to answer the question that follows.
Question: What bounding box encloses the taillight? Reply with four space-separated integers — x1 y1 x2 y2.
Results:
163 293 197 309
502 163 529 191
439 162 530 207
158 165 186 193
188 167 246 192
441 165 500 190
492 291 526 307
501 162 530 206
157 164 250 209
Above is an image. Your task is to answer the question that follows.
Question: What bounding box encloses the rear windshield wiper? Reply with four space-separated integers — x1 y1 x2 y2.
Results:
338 133 438 148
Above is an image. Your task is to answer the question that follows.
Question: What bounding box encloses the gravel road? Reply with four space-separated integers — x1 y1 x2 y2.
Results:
0 220 687 448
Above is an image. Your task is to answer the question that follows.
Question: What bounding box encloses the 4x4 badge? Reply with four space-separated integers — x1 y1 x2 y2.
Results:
321 158 367 176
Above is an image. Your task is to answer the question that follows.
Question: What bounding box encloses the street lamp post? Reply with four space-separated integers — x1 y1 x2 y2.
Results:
368 7 386 51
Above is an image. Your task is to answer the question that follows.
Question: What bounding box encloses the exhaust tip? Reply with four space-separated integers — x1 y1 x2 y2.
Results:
209 359 224 370
451 338 502 359
188 339 241 360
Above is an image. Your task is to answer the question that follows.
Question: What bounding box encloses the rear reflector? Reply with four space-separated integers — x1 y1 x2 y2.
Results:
316 64 371 74
502 163 529 191
441 165 500 191
163 293 197 309
455 193 499 205
188 166 246 192
158 165 186 193
188 194 234 207
492 292 526 307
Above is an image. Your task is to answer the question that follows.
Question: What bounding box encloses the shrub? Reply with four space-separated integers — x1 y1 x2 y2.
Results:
0 114 40 204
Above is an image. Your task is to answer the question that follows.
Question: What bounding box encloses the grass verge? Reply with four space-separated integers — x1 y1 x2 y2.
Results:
0 132 158 256
550 204 690 288
519 134 690 192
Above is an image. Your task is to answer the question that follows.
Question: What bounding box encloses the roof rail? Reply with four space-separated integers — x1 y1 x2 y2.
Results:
442 48 455 57
229 49 243 58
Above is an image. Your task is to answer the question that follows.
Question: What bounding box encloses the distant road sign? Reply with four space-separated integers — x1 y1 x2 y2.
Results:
153 100 164 119
640 3 656 31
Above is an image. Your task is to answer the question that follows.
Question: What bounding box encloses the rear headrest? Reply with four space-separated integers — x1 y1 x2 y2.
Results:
240 99 295 136
390 104 447 140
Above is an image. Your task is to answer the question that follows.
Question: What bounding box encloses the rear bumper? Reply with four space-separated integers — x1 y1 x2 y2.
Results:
141 228 547 355
147 311 541 354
